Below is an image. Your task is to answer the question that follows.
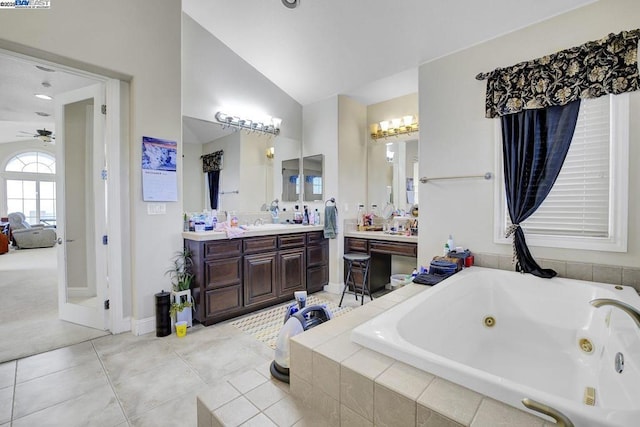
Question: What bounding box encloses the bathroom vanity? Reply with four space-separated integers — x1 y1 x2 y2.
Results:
183 225 328 325
343 230 418 293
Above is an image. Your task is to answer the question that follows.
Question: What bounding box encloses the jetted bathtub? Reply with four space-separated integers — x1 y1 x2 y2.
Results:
351 267 640 426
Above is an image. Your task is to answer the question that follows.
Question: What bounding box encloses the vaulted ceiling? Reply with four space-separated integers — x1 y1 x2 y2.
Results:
183 0 597 106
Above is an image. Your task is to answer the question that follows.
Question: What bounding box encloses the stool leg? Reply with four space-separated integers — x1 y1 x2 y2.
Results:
361 259 372 304
339 259 352 307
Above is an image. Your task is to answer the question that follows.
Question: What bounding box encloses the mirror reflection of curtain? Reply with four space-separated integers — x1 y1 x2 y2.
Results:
202 150 223 209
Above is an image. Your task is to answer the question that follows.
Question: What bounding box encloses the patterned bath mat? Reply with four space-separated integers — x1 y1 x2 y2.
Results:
230 295 353 349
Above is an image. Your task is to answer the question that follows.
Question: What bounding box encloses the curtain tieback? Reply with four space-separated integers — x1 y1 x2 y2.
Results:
505 224 520 265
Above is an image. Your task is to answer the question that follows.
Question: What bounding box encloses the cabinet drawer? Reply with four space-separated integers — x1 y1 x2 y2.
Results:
244 236 278 254
369 241 417 257
345 237 368 253
279 233 306 249
204 240 242 260
307 243 328 267
205 285 242 317
307 231 325 245
205 257 242 289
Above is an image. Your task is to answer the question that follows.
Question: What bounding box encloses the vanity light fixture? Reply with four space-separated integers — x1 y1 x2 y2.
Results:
371 115 419 140
215 111 282 136
266 146 275 159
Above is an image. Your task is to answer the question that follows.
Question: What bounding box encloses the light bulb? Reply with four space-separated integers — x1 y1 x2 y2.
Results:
379 121 390 131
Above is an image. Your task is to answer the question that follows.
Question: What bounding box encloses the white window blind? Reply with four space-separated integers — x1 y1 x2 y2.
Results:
509 96 611 237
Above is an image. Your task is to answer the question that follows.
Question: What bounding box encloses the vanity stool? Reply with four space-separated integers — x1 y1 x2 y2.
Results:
339 253 372 307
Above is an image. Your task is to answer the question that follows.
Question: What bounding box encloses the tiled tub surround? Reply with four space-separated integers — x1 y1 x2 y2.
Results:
352 268 640 427
288 284 556 427
473 252 640 294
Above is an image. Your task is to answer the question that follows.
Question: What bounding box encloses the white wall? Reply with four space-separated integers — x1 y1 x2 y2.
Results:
303 97 340 284
418 0 640 268
182 14 302 141
0 0 182 323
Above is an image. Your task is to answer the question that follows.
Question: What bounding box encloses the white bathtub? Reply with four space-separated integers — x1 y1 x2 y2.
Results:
351 267 640 427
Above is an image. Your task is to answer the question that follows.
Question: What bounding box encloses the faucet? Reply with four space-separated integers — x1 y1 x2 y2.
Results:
254 218 265 226
590 298 640 328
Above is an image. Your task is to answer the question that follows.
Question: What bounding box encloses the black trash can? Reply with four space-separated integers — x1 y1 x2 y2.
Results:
155 290 171 337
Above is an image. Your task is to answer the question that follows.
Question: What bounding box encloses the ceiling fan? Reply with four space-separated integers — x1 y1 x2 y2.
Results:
16 128 55 143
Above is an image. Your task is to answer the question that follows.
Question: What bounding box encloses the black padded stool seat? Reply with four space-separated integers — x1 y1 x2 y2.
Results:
340 253 372 307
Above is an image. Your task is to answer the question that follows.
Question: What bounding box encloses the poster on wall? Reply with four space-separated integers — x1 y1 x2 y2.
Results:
141 136 178 201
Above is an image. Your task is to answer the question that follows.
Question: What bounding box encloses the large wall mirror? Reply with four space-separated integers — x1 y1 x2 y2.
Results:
367 139 418 213
302 154 323 202
182 116 301 212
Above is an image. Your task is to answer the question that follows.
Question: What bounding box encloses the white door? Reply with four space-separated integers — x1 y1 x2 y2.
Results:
55 84 109 330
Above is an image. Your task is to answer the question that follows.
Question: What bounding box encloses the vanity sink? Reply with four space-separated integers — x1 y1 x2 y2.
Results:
243 223 291 230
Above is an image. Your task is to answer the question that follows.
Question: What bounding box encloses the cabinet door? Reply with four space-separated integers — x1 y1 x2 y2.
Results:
307 242 328 267
244 252 278 307
279 248 305 296
307 265 328 293
205 285 242 319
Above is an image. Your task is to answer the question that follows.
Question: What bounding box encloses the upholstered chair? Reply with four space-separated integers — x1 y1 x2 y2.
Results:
7 212 57 249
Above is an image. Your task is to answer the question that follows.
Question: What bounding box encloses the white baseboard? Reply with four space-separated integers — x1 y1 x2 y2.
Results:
131 316 156 336
110 316 131 334
323 281 344 294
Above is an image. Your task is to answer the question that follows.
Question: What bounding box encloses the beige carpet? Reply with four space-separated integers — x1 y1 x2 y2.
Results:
231 295 353 349
0 245 108 363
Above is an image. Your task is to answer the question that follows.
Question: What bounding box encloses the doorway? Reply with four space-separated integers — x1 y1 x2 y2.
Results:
0 49 128 362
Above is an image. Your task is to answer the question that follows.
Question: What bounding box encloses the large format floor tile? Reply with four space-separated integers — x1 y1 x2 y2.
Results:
12 383 125 427
13 357 110 419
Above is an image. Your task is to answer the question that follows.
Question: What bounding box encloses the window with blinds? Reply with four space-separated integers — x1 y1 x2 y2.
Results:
495 93 629 252
513 96 610 237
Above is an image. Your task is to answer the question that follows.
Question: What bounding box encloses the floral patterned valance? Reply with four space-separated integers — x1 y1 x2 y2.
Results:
202 150 223 173
478 29 640 118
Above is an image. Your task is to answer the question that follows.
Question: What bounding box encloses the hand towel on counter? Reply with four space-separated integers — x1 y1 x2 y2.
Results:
217 222 245 239
323 205 338 239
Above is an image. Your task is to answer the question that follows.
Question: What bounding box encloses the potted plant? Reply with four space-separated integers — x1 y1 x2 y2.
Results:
166 248 194 327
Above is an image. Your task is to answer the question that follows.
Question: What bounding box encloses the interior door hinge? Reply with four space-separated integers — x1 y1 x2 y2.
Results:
101 104 107 115
102 235 108 245
101 169 108 180
104 300 110 310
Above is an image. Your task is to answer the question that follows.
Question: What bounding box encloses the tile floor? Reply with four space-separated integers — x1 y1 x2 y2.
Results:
0 290 367 427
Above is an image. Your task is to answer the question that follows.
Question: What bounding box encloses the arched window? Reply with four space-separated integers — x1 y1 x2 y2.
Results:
4 151 56 226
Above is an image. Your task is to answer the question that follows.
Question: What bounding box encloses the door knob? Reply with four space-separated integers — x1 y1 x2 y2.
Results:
57 237 62 245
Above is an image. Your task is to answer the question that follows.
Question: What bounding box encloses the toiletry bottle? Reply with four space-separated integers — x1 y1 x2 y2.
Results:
447 235 455 253
443 242 450 256
314 208 320 225
294 205 301 224
308 208 315 225
303 206 309 225
357 204 365 230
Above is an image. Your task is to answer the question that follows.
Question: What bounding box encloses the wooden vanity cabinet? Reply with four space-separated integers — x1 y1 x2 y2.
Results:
186 239 243 324
187 230 321 326
343 237 417 293
306 231 329 293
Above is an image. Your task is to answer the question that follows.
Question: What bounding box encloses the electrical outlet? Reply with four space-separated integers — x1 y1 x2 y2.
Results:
147 203 166 215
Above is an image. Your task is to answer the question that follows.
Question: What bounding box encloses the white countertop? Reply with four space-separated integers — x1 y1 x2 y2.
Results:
183 224 323 241
343 230 418 243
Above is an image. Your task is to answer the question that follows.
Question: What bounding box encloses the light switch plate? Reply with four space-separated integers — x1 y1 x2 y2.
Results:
147 203 166 215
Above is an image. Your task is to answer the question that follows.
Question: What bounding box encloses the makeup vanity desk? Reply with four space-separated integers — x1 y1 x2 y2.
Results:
343 230 418 293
